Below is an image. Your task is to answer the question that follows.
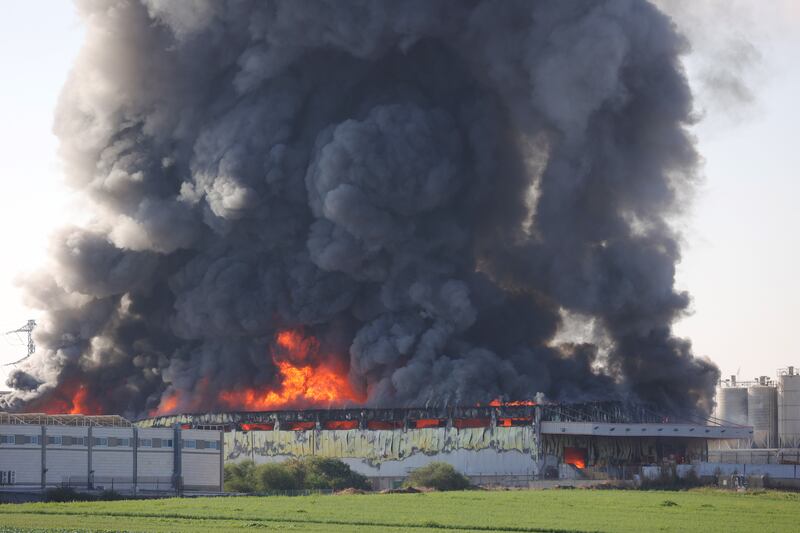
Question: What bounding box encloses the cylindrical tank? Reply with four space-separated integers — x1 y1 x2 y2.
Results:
748 383 778 448
778 369 800 448
715 386 748 426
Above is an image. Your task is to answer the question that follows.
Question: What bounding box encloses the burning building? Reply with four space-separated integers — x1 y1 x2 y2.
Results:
140 402 750 488
3 0 720 433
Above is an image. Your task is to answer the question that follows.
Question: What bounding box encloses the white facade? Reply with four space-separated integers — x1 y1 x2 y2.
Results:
0 414 222 493
91 427 135 487
137 427 175 491
0 424 42 485
180 429 223 491
45 426 89 486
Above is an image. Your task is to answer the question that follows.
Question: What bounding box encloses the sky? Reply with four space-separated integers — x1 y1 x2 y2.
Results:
0 1 797 388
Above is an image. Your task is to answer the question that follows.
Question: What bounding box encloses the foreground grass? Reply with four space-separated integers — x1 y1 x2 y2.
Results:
1 489 799 532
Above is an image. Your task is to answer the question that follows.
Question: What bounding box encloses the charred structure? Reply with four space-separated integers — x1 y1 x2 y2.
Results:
4 1 718 418
139 402 751 488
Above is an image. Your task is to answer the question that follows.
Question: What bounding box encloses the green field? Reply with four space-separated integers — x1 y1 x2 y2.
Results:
1 489 798 532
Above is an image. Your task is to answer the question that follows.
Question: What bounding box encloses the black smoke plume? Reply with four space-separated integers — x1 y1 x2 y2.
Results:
3 0 719 418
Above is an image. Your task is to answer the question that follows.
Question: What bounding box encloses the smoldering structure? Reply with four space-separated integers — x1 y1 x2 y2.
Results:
3 0 718 418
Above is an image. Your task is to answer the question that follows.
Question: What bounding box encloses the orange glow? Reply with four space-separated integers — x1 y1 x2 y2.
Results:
414 418 444 429
564 447 587 469
241 423 275 431
219 359 361 410
285 421 317 431
367 420 404 430
498 417 532 427
488 399 536 407
218 329 363 411
274 330 318 360
453 418 491 429
150 393 179 417
68 386 90 414
26 383 103 415
324 420 359 430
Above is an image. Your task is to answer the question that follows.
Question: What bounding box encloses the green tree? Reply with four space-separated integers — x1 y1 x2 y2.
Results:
255 463 300 491
404 462 470 491
290 457 371 490
224 460 258 493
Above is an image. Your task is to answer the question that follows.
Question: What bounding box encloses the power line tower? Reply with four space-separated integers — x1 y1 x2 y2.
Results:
4 319 36 366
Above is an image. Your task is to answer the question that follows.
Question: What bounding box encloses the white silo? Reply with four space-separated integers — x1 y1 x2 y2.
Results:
748 377 778 448
778 367 800 448
714 376 748 426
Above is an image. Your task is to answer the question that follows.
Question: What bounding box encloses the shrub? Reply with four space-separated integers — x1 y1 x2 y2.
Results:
224 460 259 493
44 487 95 502
640 467 703 491
404 462 470 491
255 463 300 492
225 458 370 493
290 457 371 491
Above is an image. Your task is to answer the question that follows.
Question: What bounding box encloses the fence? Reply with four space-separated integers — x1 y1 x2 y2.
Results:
61 476 178 494
709 449 800 465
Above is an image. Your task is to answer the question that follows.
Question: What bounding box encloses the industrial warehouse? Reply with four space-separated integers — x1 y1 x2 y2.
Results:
5 369 800 494
0 413 223 494
142 401 751 490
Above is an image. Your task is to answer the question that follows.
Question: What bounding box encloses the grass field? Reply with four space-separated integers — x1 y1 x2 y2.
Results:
0 488 798 532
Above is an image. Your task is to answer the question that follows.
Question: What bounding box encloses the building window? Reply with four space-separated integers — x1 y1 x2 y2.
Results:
182 439 196 449
0 471 13 485
207 441 219 450
0 435 11 444
163 439 173 448
93 437 108 447
138 438 152 447
47 436 62 445
119 438 130 447
29 435 40 445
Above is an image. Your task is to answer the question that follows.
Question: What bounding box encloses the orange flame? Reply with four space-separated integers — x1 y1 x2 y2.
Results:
27 383 103 415
219 359 362 410
149 393 180 417
147 329 362 416
487 399 536 407
217 329 363 410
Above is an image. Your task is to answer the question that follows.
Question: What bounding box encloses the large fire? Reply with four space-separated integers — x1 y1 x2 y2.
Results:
151 329 362 416
218 359 361 410
25 382 103 415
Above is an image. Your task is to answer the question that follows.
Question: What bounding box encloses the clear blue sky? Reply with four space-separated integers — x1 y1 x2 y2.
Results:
0 1 797 386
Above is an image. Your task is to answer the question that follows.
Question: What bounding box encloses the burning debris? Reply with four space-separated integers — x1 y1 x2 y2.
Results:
4 0 718 418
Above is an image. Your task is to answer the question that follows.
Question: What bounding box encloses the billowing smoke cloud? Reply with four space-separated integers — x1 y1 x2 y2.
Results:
3 0 719 418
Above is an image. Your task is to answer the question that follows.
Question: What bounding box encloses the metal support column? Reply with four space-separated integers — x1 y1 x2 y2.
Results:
173 425 182 496
40 426 46 490
219 430 224 493
132 427 138 495
87 425 93 490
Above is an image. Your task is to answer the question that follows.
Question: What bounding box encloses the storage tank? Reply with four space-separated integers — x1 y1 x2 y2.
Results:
715 383 748 426
778 367 800 448
747 378 778 448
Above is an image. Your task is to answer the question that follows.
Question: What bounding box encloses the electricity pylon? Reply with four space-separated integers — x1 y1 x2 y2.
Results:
4 319 36 366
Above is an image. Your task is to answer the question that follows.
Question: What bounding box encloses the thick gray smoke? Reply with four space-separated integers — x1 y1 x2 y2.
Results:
3 0 719 417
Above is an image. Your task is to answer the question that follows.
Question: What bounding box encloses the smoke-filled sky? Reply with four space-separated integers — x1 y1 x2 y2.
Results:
0 1 798 416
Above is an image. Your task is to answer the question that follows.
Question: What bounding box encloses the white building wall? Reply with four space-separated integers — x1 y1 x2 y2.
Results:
45 426 89 485
136 428 174 490
91 428 135 484
180 429 222 490
0 424 42 485
0 423 223 492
